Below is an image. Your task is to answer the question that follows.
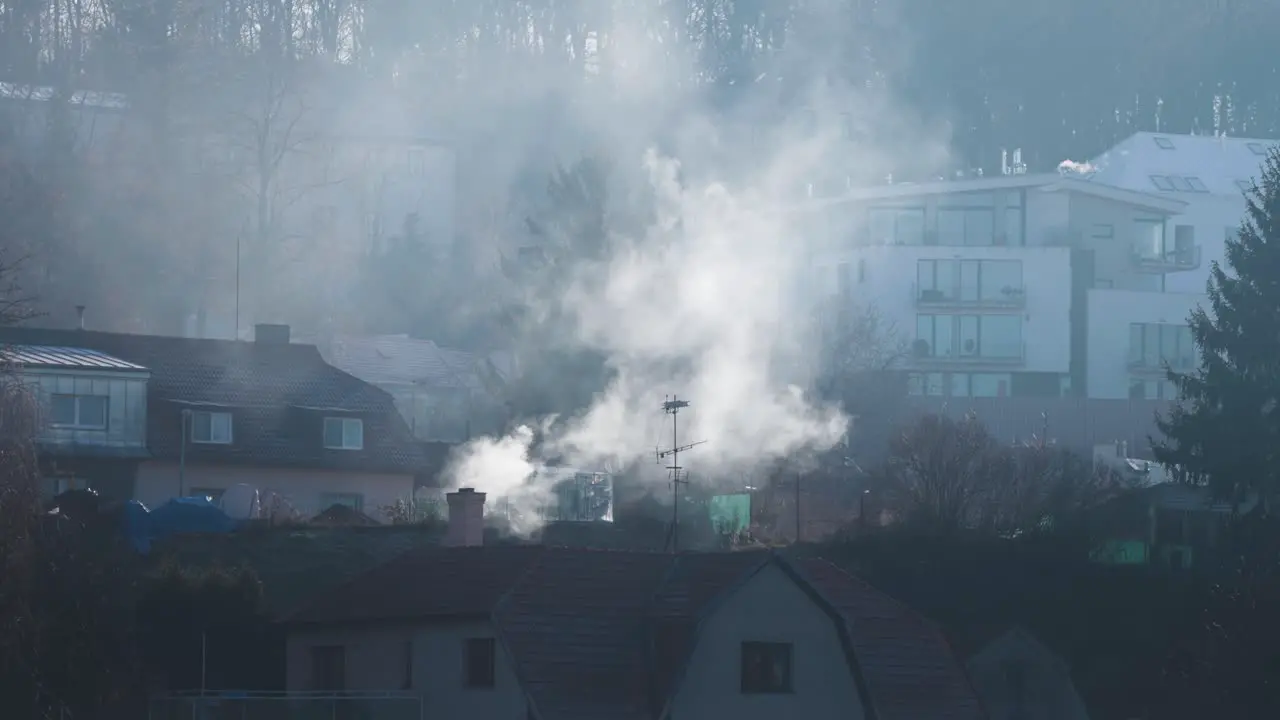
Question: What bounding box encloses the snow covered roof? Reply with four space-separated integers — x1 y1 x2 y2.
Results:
798 172 1186 215
1086 131 1278 197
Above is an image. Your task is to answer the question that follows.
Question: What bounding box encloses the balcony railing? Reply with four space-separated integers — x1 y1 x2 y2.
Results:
1128 354 1197 374
1131 244 1202 273
148 691 423 720
912 283 1027 309
910 340 1026 367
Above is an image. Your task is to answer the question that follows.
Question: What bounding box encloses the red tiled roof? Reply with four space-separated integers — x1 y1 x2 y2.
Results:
796 557 985 720
288 546 981 720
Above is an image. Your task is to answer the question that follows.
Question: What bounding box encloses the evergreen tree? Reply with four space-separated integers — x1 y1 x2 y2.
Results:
1154 147 1280 505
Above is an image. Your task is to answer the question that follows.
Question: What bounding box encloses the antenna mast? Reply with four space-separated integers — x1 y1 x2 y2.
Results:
656 395 706 553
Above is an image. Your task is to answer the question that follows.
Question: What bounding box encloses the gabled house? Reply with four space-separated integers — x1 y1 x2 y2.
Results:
0 324 423 519
965 627 1090 720
284 489 984 720
313 333 508 442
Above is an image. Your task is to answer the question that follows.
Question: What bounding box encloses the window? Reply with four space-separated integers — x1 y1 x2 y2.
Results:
323 417 364 450
836 262 851 296
1090 224 1114 239
1247 142 1267 156
1003 206 1023 246
407 147 427 176
1149 175 1175 191
937 208 996 246
464 638 496 688
310 646 345 691
977 315 1023 358
1153 136 1176 150
916 315 953 357
906 373 943 396
917 259 957 301
49 394 108 429
867 207 925 245
741 641 792 694
1236 179 1255 193
1166 175 1192 192
1185 176 1208 193
1133 219 1165 258
319 492 364 512
191 411 233 444
402 640 414 690
190 487 225 502
970 373 1011 397
1130 323 1194 370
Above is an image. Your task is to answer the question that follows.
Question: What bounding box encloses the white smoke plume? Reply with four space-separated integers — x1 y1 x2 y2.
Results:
441 4 950 530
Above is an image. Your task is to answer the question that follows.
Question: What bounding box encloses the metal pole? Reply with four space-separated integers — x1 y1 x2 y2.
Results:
200 631 208 695
234 230 241 339
671 402 679 553
179 409 191 498
794 473 801 543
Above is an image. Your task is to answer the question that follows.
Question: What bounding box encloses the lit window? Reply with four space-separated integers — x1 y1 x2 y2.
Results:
741 642 792 694
190 411 233 444
1184 176 1208 193
323 417 364 450
1149 175 1175 191
1246 142 1267 156
49 394 108 429
1153 136 1175 150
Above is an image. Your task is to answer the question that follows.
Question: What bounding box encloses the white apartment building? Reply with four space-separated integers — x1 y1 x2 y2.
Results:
1085 131 1278 294
804 173 1205 401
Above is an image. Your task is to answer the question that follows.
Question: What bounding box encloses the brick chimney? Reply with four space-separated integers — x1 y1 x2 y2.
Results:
445 488 486 547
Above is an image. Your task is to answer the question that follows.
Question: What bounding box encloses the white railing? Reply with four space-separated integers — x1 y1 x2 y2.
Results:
148 691 423 720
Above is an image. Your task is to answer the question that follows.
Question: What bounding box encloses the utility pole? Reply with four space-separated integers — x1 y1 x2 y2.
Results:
656 396 706 553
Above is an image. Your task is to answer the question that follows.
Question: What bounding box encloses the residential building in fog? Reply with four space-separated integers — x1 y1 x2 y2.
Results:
1085 131 1279 294
804 172 1205 401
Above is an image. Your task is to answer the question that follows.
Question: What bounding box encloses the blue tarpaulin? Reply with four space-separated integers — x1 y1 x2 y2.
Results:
121 496 237 554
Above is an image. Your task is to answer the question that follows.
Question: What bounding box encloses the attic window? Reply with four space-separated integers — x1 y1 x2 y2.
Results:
1149 175 1175 191
741 641 792 694
323 417 364 450
1184 176 1208 193
1247 142 1268 156
190 411 233 444
1153 137 1175 150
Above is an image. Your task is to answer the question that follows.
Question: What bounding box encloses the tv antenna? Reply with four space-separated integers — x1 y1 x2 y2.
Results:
656 395 706 553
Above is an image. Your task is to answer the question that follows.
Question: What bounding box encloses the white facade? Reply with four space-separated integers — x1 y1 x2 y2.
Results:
805 173 1197 399
1086 289 1205 400
1087 131 1278 293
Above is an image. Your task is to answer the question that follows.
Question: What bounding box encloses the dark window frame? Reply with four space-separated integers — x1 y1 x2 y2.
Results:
1149 175 1175 191
740 641 793 694
464 637 497 689
1153 136 1176 150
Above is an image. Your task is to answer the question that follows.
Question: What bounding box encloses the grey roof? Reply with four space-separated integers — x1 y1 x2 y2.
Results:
0 344 147 372
1087 131 1278 197
319 334 484 391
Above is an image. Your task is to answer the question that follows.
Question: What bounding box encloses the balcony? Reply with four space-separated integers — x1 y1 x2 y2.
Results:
1131 243 1202 274
910 339 1026 367
1128 353 1196 375
913 283 1027 310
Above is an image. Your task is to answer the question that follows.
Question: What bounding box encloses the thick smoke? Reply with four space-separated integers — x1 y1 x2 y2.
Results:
442 4 949 527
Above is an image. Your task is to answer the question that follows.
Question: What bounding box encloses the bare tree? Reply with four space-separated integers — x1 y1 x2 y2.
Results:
876 412 1004 534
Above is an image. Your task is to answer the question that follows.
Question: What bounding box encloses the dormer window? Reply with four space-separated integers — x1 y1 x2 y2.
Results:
190 411 233 444
50 394 108 429
323 417 364 450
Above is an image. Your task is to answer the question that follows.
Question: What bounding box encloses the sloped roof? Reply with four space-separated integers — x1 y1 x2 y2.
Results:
1087 131 1278 197
795 172 1186 215
319 334 482 391
0 343 146 372
288 546 981 720
0 326 422 473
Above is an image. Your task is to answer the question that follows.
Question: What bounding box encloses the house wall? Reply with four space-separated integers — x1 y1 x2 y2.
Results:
24 370 149 450
669 563 865 720
1086 289 1205 399
287 620 527 719
134 462 414 520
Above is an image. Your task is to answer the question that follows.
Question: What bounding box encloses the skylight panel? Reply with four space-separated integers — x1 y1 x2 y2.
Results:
1167 176 1192 192
1236 179 1255 192
1153 137 1176 150
1185 176 1208 193
1149 175 1175 191
1247 142 1267 156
